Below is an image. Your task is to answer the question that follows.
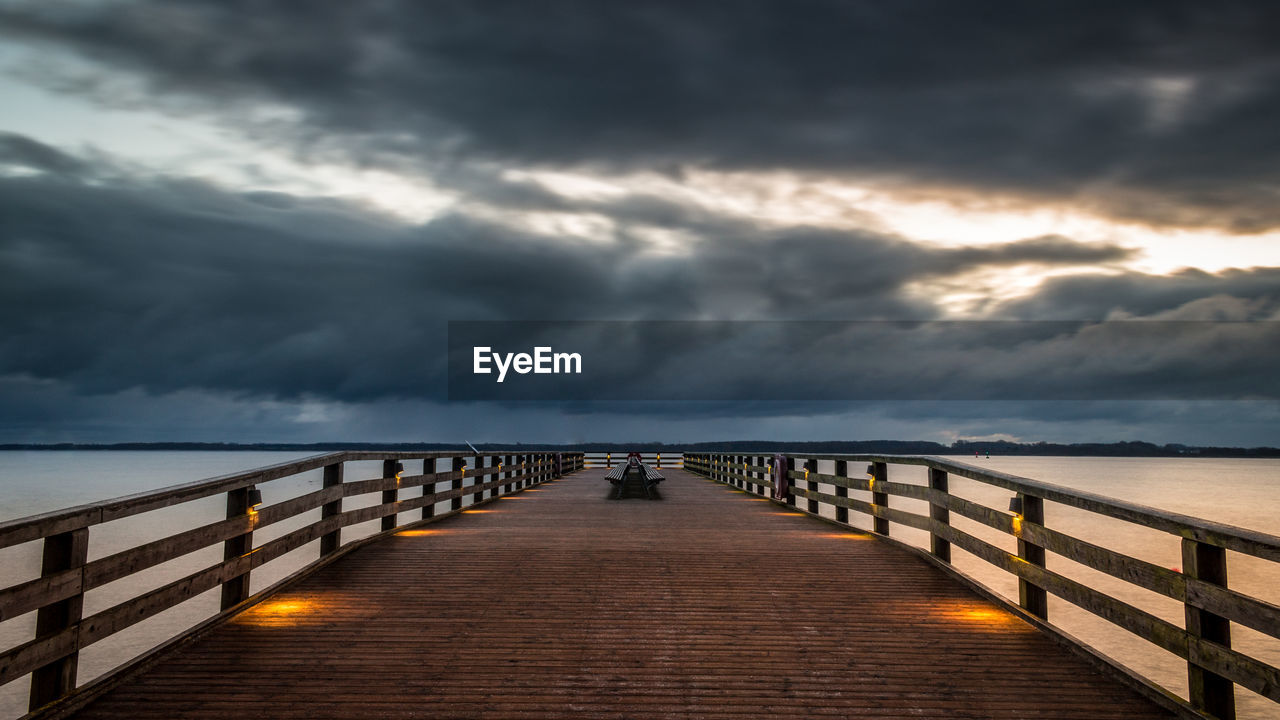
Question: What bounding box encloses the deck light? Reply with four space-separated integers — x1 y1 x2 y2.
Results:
1008 496 1023 515
247 486 263 509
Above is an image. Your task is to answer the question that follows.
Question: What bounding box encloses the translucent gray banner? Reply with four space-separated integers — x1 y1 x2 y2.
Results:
446 321 1280 401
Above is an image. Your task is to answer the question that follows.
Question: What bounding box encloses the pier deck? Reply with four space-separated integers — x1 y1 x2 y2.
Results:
68 468 1172 719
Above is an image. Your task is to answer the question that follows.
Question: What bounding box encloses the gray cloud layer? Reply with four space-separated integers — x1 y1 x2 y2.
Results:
4 0 1280 230
2 136 1275 415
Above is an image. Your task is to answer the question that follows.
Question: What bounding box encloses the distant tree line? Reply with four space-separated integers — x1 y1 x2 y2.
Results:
3 440 1277 457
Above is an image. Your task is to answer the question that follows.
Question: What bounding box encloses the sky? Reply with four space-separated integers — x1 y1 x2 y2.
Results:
1 0 1278 446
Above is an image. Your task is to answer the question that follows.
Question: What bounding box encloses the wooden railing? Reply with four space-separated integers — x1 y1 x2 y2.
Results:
0 450 583 716
582 452 683 469
684 452 1280 720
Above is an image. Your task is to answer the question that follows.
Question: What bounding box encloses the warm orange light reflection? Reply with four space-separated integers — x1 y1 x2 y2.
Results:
396 529 446 537
462 509 501 514
772 512 806 517
931 599 1017 628
241 598 322 627
943 606 1009 624
1011 515 1023 536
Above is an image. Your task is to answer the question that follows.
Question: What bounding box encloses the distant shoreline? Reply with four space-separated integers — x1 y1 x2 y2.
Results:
2 441 1278 458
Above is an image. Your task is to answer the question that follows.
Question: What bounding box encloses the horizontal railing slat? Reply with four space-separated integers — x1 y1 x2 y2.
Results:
0 573 83 624
0 625 78 687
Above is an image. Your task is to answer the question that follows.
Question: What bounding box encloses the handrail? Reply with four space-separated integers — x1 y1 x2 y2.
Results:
0 449 585 716
684 452 1280 720
581 452 684 469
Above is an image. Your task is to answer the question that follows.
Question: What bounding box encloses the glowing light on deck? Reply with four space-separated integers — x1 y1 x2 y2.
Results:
395 529 446 537
772 512 806 517
240 598 323 627
937 604 1012 625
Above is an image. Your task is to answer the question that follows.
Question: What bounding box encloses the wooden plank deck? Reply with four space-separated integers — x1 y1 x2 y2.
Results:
70 468 1176 719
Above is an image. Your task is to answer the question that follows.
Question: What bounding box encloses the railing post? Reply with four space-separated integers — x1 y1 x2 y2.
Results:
805 458 818 514
506 454 515 491
451 456 465 511
381 460 400 531
421 458 435 521
606 452 612 469
786 457 797 507
871 461 889 536
928 467 951 563
1017 493 1048 620
475 456 491 504
1182 538 1235 720
321 461 344 555
29 528 88 711
220 486 253 611
834 460 849 524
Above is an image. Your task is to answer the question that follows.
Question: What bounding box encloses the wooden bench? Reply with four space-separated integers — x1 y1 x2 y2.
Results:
604 462 664 499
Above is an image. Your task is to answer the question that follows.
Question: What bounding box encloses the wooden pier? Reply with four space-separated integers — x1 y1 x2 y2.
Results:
2 451 1278 719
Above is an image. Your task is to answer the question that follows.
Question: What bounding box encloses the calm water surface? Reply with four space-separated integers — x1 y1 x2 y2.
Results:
1 453 1278 718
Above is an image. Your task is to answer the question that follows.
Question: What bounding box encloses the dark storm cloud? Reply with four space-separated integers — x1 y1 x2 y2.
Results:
0 131 91 176
993 267 1280 319
3 1 1280 230
0 136 1274 411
